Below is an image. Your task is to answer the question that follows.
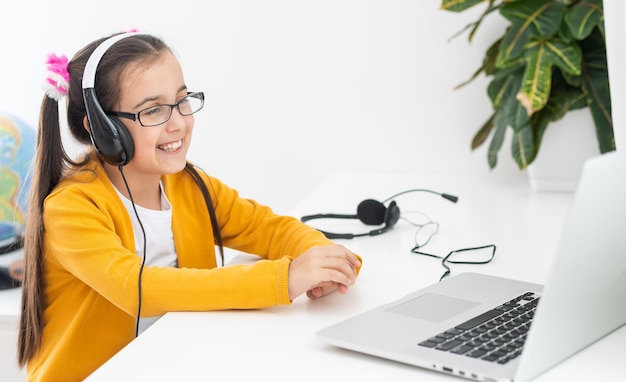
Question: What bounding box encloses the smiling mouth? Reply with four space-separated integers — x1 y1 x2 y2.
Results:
157 140 183 152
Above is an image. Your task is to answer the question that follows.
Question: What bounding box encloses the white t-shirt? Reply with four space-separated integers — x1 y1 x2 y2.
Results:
115 183 176 334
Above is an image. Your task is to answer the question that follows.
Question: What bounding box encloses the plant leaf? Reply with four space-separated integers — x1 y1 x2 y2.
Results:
488 120 507 168
498 0 565 62
472 114 495 149
488 67 524 110
516 38 582 115
578 27 615 152
566 0 605 40
510 119 534 169
441 0 489 13
485 68 535 168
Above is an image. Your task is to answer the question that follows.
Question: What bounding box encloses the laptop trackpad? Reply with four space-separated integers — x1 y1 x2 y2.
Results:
387 293 480 323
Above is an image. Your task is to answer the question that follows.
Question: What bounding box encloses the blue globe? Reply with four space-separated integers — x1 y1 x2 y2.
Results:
0 112 36 242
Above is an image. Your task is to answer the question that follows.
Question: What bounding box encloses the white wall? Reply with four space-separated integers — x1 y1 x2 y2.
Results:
1 0 522 214
604 0 626 151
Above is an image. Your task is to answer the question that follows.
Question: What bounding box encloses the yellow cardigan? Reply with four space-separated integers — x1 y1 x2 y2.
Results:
28 157 342 381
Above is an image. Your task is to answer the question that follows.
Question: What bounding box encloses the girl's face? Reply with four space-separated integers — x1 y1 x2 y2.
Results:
115 51 194 178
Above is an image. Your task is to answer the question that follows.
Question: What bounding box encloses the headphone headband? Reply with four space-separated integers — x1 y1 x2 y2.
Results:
82 32 144 90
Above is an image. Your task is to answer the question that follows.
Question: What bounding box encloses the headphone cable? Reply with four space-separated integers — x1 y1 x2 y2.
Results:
382 189 458 204
117 164 147 337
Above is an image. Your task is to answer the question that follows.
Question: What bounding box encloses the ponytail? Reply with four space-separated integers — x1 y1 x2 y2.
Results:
17 95 89 366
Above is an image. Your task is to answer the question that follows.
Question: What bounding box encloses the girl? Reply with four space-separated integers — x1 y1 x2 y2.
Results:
17 32 361 381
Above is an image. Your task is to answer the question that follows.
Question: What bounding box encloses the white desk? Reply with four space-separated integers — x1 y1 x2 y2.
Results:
86 172 626 381
0 249 25 382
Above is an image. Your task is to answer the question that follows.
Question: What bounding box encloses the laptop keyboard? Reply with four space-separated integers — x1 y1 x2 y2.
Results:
418 291 540 364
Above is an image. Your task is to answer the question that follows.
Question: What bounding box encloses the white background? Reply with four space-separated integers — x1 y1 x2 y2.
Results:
3 0 622 215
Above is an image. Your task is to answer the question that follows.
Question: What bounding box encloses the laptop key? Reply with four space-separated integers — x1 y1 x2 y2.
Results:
466 349 487 358
418 340 438 348
455 309 504 330
450 344 474 354
436 339 463 351
445 328 464 335
438 332 455 339
427 336 446 343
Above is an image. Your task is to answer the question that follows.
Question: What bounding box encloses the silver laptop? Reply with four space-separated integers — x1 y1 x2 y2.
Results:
316 151 626 382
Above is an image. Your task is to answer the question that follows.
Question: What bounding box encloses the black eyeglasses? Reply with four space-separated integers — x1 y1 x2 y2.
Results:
106 92 204 127
412 244 497 282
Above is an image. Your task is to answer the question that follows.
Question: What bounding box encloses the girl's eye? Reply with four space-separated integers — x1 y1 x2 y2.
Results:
142 106 164 117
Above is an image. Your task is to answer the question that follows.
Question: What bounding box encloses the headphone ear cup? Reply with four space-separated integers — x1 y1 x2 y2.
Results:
90 116 134 166
384 200 400 229
110 118 134 165
356 199 387 225
84 88 134 166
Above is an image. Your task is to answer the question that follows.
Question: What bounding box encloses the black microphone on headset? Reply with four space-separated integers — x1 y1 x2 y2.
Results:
300 189 458 239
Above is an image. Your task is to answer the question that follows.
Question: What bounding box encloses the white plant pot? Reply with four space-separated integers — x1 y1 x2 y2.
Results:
526 108 600 192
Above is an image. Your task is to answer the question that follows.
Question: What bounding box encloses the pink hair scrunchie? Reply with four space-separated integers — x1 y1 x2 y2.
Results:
43 53 70 101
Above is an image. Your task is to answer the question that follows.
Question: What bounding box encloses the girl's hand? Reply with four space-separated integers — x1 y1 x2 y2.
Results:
287 245 361 300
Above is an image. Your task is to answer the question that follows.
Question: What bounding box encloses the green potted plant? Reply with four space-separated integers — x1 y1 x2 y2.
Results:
441 0 615 169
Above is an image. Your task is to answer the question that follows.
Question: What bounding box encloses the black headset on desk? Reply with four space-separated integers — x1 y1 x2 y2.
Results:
300 189 459 239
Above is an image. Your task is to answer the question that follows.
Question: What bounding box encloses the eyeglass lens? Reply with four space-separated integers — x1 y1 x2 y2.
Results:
139 93 203 126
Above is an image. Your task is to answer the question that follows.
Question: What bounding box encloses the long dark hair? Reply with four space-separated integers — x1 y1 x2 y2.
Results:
17 33 170 366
